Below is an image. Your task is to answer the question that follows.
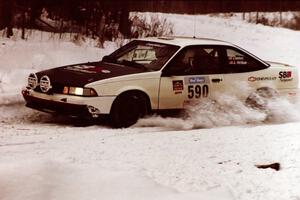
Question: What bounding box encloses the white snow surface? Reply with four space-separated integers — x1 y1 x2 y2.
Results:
1 13 300 200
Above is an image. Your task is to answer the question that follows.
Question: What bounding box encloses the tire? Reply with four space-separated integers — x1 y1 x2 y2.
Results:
245 87 278 110
110 92 148 128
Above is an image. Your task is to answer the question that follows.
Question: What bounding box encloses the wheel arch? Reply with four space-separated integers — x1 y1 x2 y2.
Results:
246 86 278 98
245 86 278 109
255 86 278 96
110 89 152 114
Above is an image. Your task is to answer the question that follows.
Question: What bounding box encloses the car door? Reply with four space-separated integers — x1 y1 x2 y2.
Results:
158 45 224 109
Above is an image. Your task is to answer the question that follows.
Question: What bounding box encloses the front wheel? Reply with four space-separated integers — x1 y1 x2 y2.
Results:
110 93 148 128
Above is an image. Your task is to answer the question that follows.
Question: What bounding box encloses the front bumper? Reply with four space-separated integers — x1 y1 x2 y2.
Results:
22 89 115 117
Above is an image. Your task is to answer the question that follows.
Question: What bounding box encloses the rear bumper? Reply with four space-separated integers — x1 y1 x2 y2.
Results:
278 88 300 103
22 89 115 117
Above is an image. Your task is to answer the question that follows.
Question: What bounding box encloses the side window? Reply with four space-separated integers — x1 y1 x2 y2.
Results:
164 46 221 75
163 47 197 75
224 48 266 73
194 48 220 74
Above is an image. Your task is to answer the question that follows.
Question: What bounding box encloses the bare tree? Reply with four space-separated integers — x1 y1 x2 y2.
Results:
119 1 131 38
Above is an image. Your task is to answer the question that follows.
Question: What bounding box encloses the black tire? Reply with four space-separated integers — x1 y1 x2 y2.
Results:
245 87 278 110
110 92 148 128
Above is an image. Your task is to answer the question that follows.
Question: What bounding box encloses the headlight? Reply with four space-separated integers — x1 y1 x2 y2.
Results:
63 86 98 97
39 75 52 93
69 87 83 96
27 73 38 89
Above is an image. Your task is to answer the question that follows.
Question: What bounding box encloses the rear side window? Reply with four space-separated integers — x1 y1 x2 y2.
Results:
223 47 267 73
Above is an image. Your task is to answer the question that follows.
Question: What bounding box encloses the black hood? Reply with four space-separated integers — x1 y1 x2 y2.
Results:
36 61 145 87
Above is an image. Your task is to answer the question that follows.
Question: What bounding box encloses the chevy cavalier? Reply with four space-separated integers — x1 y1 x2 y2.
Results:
22 37 298 127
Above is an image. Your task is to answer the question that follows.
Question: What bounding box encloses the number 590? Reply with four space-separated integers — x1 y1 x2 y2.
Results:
188 85 209 99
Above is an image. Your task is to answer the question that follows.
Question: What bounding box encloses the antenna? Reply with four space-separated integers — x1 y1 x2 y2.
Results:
193 3 196 38
193 14 196 38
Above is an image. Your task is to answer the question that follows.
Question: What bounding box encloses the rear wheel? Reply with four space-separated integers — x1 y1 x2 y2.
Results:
110 92 149 128
245 87 278 110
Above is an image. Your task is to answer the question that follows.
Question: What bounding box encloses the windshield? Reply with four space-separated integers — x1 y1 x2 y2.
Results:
103 40 180 71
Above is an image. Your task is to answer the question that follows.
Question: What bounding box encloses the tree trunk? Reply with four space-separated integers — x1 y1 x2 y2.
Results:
119 1 131 38
1 0 15 37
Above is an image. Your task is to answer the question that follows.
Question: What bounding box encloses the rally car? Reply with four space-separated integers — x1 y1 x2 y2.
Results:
22 36 298 127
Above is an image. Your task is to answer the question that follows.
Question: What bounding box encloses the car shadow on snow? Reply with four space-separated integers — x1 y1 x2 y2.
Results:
2 99 300 130
27 113 111 127
0 103 111 128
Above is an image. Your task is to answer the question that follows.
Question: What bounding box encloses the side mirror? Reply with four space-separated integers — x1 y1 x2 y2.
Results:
102 55 111 62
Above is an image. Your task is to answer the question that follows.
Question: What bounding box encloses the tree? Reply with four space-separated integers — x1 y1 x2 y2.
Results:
0 0 15 37
119 1 131 38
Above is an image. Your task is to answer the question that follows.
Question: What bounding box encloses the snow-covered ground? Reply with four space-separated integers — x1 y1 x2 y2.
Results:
1 13 300 200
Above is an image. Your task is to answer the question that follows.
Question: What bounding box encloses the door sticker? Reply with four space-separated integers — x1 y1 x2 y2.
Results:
172 80 184 94
184 76 209 84
187 84 209 99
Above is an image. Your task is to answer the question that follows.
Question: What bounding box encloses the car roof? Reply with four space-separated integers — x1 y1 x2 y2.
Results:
135 36 270 67
136 36 234 48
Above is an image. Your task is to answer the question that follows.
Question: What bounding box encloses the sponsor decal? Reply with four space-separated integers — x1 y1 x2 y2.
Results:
65 65 98 74
280 78 293 82
183 100 201 107
183 100 192 107
248 76 276 82
172 80 184 91
101 69 111 74
65 65 110 74
279 71 292 79
228 57 247 65
229 60 247 65
188 84 209 99
145 43 166 48
184 76 209 84
248 76 256 82
279 71 293 82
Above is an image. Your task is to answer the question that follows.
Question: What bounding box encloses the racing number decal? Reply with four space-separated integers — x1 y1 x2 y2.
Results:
188 85 209 99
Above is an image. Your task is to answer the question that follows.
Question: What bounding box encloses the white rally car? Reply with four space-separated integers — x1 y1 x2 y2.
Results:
22 37 298 127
